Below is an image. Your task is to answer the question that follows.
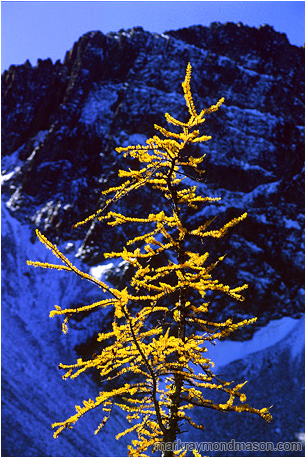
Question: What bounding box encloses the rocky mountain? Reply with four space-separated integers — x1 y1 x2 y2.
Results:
2 22 304 456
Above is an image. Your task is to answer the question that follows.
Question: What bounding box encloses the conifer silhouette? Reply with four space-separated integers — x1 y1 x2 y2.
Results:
28 63 272 457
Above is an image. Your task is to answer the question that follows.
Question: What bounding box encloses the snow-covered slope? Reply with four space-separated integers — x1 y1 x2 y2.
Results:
1 203 132 457
187 315 305 456
206 315 304 372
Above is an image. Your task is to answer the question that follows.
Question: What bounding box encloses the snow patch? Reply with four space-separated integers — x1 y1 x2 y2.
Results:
1 170 15 183
32 129 49 146
206 315 304 373
127 133 148 146
218 55 235 66
225 104 277 122
237 65 258 77
284 218 301 230
90 263 115 280
1 147 23 175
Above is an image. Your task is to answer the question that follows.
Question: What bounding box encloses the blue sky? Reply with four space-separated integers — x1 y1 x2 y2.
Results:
1 1 305 71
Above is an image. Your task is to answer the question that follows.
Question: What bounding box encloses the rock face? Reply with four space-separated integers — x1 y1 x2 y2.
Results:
1 22 305 456
2 23 304 328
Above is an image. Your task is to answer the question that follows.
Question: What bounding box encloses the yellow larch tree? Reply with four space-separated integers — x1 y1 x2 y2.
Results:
27 63 272 457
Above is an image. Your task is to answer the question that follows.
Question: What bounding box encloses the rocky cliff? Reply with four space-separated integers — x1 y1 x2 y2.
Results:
2 22 304 456
2 22 304 327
